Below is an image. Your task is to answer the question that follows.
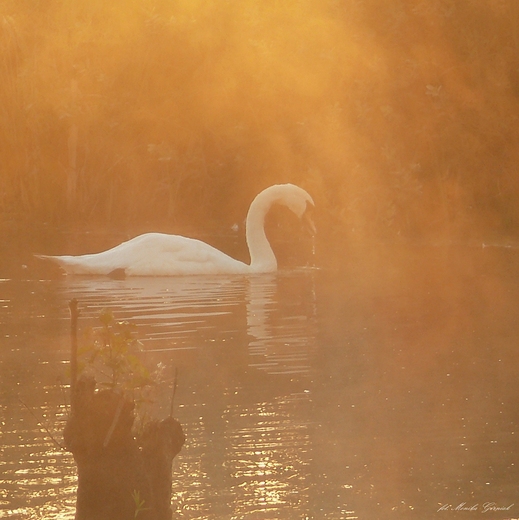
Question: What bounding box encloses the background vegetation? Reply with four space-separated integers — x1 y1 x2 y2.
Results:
2 0 519 248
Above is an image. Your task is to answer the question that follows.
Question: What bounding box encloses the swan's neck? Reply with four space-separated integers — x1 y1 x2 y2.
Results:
245 193 277 272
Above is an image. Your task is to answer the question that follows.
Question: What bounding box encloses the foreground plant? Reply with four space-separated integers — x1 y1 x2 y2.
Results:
79 309 152 389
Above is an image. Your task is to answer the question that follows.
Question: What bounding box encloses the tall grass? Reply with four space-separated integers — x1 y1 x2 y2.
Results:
1 0 519 242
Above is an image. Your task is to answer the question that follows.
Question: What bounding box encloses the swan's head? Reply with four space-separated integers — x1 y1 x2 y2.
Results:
261 183 316 235
246 184 315 271
282 184 315 235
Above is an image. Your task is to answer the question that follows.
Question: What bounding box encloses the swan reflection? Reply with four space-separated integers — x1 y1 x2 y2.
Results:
247 271 317 375
246 273 277 348
59 275 245 350
58 271 317 375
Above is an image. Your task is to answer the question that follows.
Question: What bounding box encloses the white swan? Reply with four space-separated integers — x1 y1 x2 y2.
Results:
36 184 315 276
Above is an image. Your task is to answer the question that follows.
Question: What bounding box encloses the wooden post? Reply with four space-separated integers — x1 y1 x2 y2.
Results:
69 299 79 412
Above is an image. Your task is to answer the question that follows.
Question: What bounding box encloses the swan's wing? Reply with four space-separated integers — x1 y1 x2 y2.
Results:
123 233 248 275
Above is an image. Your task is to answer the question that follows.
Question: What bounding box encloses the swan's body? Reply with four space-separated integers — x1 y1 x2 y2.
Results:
36 184 315 276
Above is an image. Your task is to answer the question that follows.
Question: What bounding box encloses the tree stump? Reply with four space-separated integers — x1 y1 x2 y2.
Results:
64 376 185 520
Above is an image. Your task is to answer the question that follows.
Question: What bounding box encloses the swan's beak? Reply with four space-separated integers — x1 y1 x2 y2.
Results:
302 203 316 236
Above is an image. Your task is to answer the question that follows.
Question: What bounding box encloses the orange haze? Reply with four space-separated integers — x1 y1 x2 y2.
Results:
2 0 519 253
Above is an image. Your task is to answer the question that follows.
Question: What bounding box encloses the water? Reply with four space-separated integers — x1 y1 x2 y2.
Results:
1 243 519 519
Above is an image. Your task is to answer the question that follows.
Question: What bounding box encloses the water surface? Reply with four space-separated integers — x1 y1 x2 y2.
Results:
1 244 519 519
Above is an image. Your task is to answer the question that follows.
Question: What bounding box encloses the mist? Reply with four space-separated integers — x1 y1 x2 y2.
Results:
2 0 519 257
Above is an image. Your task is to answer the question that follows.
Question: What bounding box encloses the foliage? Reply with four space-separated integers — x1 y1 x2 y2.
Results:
79 308 154 392
132 489 149 518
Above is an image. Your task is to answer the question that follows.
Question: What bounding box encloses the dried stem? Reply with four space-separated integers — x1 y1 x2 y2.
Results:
17 397 64 450
169 368 178 418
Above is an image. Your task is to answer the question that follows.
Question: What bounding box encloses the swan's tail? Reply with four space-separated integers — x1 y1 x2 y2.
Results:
35 253 124 277
35 254 65 262
34 254 81 274
34 254 59 263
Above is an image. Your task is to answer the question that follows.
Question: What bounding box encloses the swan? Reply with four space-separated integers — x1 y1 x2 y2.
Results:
36 184 315 276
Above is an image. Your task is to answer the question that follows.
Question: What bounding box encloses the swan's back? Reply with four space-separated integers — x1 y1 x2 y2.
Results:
38 233 249 276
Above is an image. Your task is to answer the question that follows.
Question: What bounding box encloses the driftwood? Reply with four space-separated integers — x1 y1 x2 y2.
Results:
64 301 185 520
